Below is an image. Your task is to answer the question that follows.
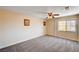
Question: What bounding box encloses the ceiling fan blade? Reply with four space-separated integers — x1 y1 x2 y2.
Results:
53 14 59 16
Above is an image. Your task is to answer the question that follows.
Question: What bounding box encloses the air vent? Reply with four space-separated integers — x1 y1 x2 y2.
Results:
65 6 70 10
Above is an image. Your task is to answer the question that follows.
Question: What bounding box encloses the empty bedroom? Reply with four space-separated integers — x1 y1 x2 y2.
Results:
0 6 79 52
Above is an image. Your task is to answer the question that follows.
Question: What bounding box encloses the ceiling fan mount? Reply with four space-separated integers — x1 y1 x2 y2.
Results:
48 12 52 16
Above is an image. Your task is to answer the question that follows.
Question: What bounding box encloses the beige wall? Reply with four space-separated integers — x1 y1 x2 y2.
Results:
76 15 79 41
46 16 78 41
0 11 3 41
0 11 5 43
46 19 55 36
0 10 45 49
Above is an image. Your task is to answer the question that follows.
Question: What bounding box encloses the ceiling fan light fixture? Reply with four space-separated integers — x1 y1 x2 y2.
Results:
48 16 52 19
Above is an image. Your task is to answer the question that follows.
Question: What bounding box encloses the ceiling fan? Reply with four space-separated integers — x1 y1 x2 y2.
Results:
47 12 59 19
40 11 60 19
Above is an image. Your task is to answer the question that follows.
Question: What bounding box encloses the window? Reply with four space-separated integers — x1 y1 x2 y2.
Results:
58 21 66 31
67 20 76 32
58 20 76 32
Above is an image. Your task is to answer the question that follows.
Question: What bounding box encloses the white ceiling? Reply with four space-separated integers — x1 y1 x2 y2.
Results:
0 6 79 19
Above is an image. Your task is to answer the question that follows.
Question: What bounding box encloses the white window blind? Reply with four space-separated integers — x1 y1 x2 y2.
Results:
58 20 76 32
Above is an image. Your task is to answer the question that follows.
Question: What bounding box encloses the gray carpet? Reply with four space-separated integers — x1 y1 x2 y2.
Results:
0 35 79 52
